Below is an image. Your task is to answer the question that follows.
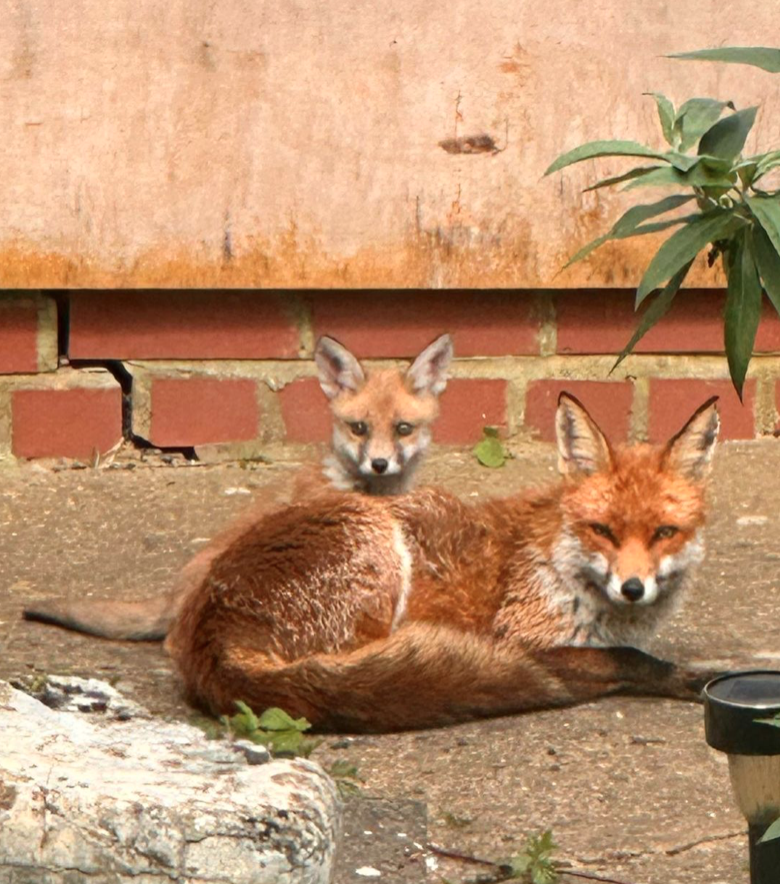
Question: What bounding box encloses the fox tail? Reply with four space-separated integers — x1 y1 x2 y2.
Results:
173 622 714 732
23 594 175 642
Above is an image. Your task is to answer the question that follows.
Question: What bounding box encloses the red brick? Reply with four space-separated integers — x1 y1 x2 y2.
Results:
149 378 259 447
69 292 300 359
12 386 122 459
525 380 634 443
648 379 755 442
434 379 508 444
310 292 540 357
556 290 780 356
0 302 41 373
556 290 725 354
279 377 332 443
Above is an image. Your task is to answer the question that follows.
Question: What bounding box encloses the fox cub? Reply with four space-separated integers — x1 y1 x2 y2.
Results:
314 332 453 495
156 392 720 731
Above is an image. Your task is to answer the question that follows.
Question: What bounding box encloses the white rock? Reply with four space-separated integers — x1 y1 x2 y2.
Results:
19 673 151 720
0 680 340 883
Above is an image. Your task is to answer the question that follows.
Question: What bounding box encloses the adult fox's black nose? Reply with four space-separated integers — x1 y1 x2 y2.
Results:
621 577 645 602
371 458 389 474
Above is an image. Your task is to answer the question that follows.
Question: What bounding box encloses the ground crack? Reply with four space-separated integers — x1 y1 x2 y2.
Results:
664 830 745 856
575 829 744 865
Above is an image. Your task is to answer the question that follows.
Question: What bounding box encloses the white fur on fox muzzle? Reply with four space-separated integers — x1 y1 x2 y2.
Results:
360 454 401 476
606 573 659 606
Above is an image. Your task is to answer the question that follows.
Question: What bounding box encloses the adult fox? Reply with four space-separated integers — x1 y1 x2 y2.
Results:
27 391 721 732
23 333 453 641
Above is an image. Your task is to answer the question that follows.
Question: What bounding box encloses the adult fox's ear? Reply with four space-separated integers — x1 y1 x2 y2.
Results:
405 333 454 396
556 392 614 477
314 336 366 399
662 397 720 481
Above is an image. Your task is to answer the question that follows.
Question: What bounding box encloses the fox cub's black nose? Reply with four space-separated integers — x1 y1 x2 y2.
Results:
371 458 389 474
621 578 645 602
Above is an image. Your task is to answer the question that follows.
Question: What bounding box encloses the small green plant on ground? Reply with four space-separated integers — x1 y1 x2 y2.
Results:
473 426 509 468
503 831 559 883
545 46 780 398
326 758 364 798
438 808 475 829
196 701 362 794
434 831 559 883
221 701 323 757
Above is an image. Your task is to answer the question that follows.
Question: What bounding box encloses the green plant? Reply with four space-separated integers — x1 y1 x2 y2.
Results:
327 759 364 797
473 426 509 468
545 46 780 397
221 701 322 757
504 831 559 883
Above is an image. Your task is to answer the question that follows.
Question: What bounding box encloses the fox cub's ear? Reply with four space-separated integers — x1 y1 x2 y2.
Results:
314 336 366 399
663 396 720 481
406 333 454 396
556 392 613 477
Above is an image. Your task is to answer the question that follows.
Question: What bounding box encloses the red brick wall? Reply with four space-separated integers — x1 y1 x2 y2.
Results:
2 289 779 459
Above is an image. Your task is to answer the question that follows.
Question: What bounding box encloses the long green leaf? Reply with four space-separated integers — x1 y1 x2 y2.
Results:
756 150 780 180
735 159 760 187
583 166 664 192
754 224 780 316
564 195 693 267
698 107 758 161
665 152 702 172
674 98 735 152
760 817 780 844
669 47 780 74
633 217 700 236
613 261 693 369
624 165 736 190
565 217 693 269
645 93 676 145
699 155 739 175
636 210 742 304
610 196 694 234
725 228 762 399
545 141 668 175
746 195 780 255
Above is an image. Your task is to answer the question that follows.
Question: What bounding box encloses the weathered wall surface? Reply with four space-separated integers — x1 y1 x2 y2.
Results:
1 0 778 288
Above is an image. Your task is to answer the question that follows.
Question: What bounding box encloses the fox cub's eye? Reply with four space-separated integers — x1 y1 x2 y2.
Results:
589 523 617 544
349 421 368 437
654 525 679 541
396 422 414 437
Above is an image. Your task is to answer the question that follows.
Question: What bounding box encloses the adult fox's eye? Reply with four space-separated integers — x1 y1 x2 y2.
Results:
654 525 679 541
396 422 414 437
589 523 617 545
349 421 368 437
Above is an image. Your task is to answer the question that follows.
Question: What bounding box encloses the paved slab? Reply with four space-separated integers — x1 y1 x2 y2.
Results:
2 440 779 883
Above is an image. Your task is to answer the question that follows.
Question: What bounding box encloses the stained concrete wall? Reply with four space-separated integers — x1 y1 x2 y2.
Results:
2 0 779 288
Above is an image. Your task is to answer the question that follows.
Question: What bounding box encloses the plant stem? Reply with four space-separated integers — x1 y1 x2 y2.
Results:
427 843 640 884
427 843 498 866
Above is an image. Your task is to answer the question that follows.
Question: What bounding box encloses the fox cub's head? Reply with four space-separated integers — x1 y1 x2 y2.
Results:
555 391 719 608
315 333 453 493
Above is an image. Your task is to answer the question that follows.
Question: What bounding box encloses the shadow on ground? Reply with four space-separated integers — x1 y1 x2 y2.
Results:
2 440 778 883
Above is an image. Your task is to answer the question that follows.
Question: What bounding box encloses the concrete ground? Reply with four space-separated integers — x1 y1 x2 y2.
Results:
2 439 779 884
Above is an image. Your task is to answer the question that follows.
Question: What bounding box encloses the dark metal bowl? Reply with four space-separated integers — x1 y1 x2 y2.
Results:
704 671 780 756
